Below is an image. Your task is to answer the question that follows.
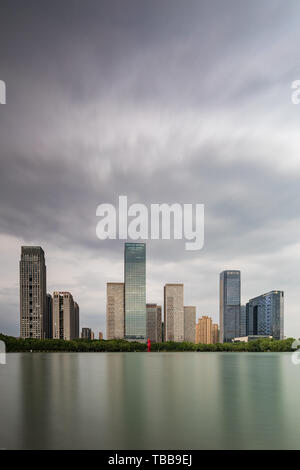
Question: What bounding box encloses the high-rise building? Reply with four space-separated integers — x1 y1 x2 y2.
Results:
164 284 184 342
220 270 241 343
52 292 78 340
124 243 146 341
239 305 247 337
99 331 103 340
106 282 125 339
74 302 79 339
81 327 92 339
196 316 212 344
146 304 162 343
247 291 284 340
44 293 53 339
184 306 196 343
20 246 46 339
212 323 219 344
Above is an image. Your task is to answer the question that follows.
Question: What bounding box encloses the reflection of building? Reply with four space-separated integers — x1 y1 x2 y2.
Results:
212 323 219 344
220 270 241 342
164 284 184 342
99 332 103 340
146 304 162 342
20 246 46 339
44 293 53 339
247 291 284 340
184 306 196 343
52 292 79 340
196 316 212 344
81 328 92 339
106 282 125 339
124 243 146 341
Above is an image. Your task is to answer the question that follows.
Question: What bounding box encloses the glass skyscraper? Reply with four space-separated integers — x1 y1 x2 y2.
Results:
246 290 284 340
220 270 241 343
124 243 146 341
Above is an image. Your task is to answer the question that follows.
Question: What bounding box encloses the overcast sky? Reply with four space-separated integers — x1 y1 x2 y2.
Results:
0 0 300 338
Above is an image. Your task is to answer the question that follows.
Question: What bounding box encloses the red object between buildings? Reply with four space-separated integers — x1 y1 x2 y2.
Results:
147 338 151 352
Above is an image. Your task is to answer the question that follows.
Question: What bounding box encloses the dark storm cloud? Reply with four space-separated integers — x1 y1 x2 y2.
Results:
0 0 300 336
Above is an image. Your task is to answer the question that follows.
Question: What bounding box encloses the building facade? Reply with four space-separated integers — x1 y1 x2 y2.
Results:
212 323 219 344
239 305 247 337
44 293 53 339
220 270 241 343
246 290 284 340
196 316 213 344
106 282 125 339
164 284 184 342
74 302 79 339
52 292 78 340
20 246 46 339
184 306 196 343
124 243 146 341
81 327 92 339
99 331 103 340
146 304 162 343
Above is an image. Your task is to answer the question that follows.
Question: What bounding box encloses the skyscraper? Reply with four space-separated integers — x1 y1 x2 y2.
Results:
106 282 125 339
247 290 284 340
74 302 79 339
52 292 78 340
20 246 46 339
124 243 146 341
44 293 53 339
184 306 196 343
164 284 184 342
212 323 219 344
220 270 241 343
81 327 92 339
239 305 247 337
196 316 212 344
146 304 162 343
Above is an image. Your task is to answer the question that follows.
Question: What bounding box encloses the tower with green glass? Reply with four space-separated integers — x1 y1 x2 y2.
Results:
124 242 146 341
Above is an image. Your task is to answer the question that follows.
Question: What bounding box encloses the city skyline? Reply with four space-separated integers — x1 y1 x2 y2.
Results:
1 1 300 338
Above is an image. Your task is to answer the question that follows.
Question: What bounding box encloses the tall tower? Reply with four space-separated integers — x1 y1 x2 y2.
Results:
20 246 46 339
124 243 146 341
247 290 284 340
52 292 78 340
184 306 196 343
164 284 184 342
146 304 162 343
220 270 241 343
106 282 125 339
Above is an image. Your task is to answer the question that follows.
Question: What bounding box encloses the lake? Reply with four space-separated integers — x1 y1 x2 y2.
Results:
0 352 300 449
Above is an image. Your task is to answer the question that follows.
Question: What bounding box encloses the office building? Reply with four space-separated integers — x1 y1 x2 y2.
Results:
220 270 241 343
146 304 162 343
240 305 247 337
164 284 184 342
124 243 146 341
44 293 53 339
196 315 213 344
99 332 103 340
212 323 219 344
106 282 125 339
20 246 46 339
74 302 79 339
81 328 92 339
52 292 78 340
184 306 196 343
247 290 284 340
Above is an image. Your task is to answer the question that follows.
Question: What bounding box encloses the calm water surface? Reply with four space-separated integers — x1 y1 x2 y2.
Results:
0 352 300 449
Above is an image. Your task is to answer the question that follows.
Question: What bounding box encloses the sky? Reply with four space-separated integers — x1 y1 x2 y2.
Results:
0 0 300 338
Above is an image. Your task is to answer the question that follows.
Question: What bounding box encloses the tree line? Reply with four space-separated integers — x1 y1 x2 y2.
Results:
0 333 296 353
